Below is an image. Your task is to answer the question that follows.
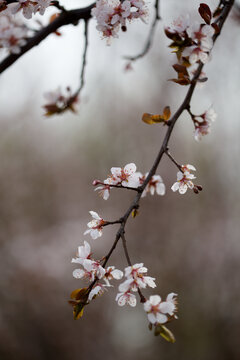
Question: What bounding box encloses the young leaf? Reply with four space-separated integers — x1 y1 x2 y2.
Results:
198 3 212 24
154 324 176 343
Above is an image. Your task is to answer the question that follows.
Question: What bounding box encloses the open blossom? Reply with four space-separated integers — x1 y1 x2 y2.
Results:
73 259 106 282
43 87 78 116
115 291 137 307
144 293 178 325
10 0 51 19
138 172 166 197
71 241 91 265
103 266 124 286
171 164 196 194
118 263 156 294
94 163 140 200
0 14 28 54
88 284 105 301
91 0 147 41
194 107 217 141
166 14 190 35
186 24 215 64
110 163 140 188
84 211 105 240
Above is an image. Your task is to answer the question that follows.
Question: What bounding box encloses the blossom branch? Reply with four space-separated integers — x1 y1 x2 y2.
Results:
164 149 182 171
0 3 95 74
88 0 234 290
121 233 146 303
74 19 89 97
124 0 161 62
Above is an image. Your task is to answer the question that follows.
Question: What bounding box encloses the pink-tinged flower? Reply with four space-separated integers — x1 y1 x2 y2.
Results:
104 266 123 286
10 0 51 18
72 268 91 280
94 184 111 200
43 87 78 116
110 163 140 188
141 173 166 197
84 211 105 240
194 107 217 141
144 293 178 324
91 0 147 41
88 284 105 301
203 107 217 122
171 164 196 194
115 291 137 307
83 259 106 280
0 14 28 54
166 14 190 35
119 263 156 291
71 241 91 265
186 24 215 65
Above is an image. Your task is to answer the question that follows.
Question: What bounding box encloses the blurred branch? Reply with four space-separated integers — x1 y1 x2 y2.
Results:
73 19 89 99
124 0 161 62
0 3 95 74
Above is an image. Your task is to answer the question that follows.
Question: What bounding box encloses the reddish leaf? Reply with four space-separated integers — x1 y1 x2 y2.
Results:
199 3 212 24
172 64 188 76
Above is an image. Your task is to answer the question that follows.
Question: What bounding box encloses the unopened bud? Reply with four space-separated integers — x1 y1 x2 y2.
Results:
193 187 199 194
92 179 101 186
121 25 127 32
196 185 203 191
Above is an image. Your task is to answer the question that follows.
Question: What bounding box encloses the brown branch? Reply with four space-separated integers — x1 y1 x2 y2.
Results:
75 0 234 309
0 3 95 74
121 233 146 303
88 0 234 287
165 149 182 171
75 19 89 96
124 0 161 62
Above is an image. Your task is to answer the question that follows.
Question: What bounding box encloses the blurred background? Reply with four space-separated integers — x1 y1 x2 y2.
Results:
0 0 240 359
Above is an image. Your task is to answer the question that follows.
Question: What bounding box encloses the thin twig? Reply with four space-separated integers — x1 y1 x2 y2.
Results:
0 3 95 74
74 19 89 97
121 233 146 303
124 0 161 62
165 149 182 171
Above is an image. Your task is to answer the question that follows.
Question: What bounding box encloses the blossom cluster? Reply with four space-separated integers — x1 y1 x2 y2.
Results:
171 164 202 194
72 240 123 301
166 15 215 66
10 0 51 19
0 13 28 54
71 241 178 327
144 293 177 325
43 87 78 116
116 263 156 307
91 0 147 41
94 163 166 200
192 106 217 141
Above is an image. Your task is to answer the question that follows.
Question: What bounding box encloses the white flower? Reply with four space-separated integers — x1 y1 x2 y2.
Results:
141 173 166 197
0 14 28 54
119 263 156 292
194 107 217 141
204 107 217 122
144 293 178 324
84 211 105 239
94 184 111 200
10 0 51 18
88 284 105 301
92 0 147 41
104 266 123 286
166 14 190 34
171 164 196 194
111 163 140 188
83 259 106 280
115 291 137 307
71 241 91 265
